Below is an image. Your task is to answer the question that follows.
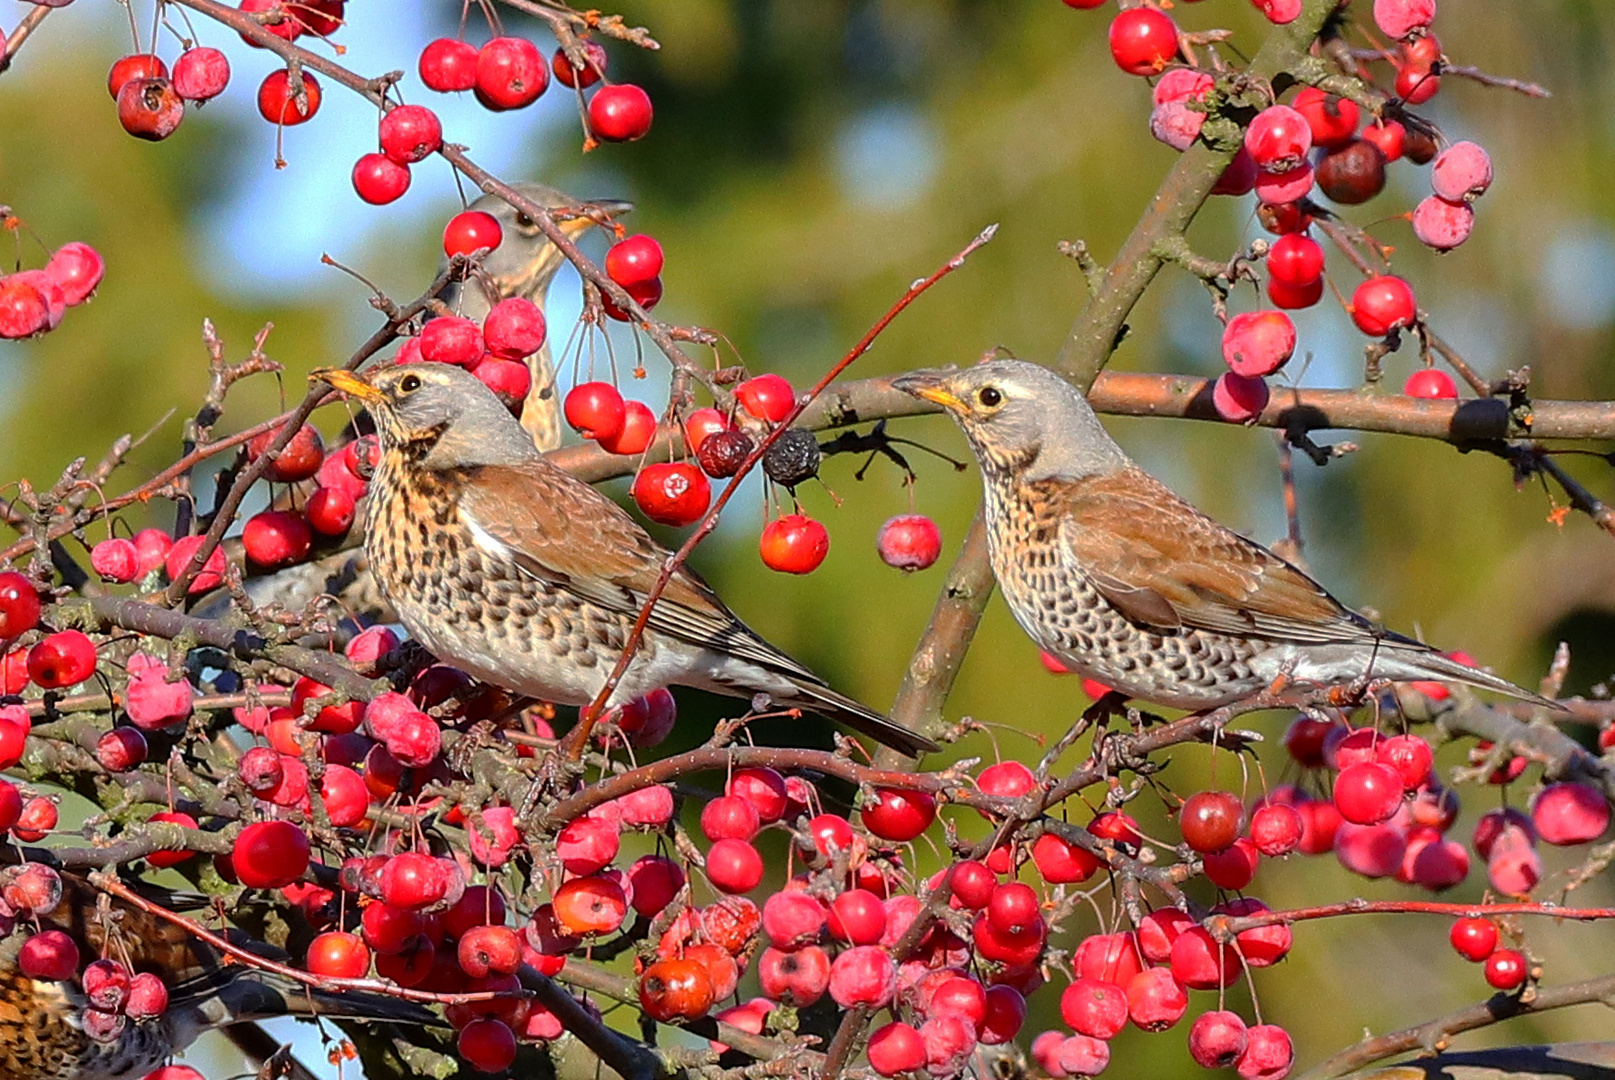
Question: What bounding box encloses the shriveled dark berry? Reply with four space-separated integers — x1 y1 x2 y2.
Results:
762 429 822 490
698 429 755 479
1402 126 1438 165
1315 140 1386 205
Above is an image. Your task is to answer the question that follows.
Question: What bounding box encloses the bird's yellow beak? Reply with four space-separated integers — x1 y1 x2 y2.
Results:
891 372 965 412
311 367 383 403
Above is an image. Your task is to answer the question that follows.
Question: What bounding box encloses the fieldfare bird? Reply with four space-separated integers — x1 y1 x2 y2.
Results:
313 363 938 756
1 870 434 1080
438 182 631 453
894 359 1547 710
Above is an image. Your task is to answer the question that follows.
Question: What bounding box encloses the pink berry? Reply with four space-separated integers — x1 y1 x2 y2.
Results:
876 514 942 571
827 944 897 1009
1189 1010 1248 1068
1374 0 1436 40
0 277 48 339
419 315 484 367
1531 782 1610 845
1431 141 1493 203
1412 195 1474 251
1333 820 1407 879
482 297 547 360
475 37 548 111
1211 372 1270 423
1254 162 1315 206
1237 1024 1295 1080
90 538 140 583
172 47 230 102
1250 0 1302 23
18 929 78 980
379 104 442 165
868 1022 926 1076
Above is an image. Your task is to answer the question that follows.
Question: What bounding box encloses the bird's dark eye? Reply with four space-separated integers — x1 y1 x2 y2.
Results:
978 386 1002 408
515 212 534 228
399 374 422 393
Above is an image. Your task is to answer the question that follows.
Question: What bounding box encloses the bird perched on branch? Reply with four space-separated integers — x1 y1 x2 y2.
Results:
0 869 436 1080
894 359 1550 710
313 363 938 756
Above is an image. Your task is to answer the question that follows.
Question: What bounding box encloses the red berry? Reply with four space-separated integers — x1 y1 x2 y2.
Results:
1265 199 1318 235
1531 781 1610 845
125 971 169 1020
1268 275 1324 310
727 767 789 823
379 104 442 165
238 0 304 43
1250 803 1304 856
605 234 664 287
172 48 230 102
1252 0 1303 23
45 242 105 307
1267 233 1325 288
1404 367 1457 399
0 277 47 339
1169 925 1242 990
1190 1009 1249 1068
1350 275 1418 336
18 929 78 980
627 855 684 917
702 795 762 842
1212 372 1270 423
146 810 199 868
257 69 321 126
96 726 148 772
827 889 887 945
248 422 325 482
483 297 547 360
1221 310 1296 378
1334 762 1404 825
1484 948 1528 990
868 1022 926 1077
1292 86 1359 150
759 514 829 574
1237 1024 1295 1080
860 787 936 841
0 572 41 640
420 38 478 92
735 374 795 423
589 83 654 142
306 486 357 535
1448 917 1499 962
807 813 855 856
307 931 371 978
457 925 522 978
1203 836 1261 890
472 357 530 407
1179 790 1246 853
12 796 56 841
1031 832 1101 884
640 957 715 1022
108 54 168 99
601 275 663 321
458 1018 518 1072
1361 119 1406 162
118 77 185 141
27 631 97 689
475 37 548 111
1107 8 1178 75
443 210 504 258
828 944 897 1009
1060 977 1128 1040
632 462 711 527
1213 148 1260 196
420 315 484 366
243 510 312 569
565 381 627 441
232 820 311 889
682 407 730 453
553 41 607 89
1376 734 1434 789
1125 966 1187 1032
597 400 657 456
1245 105 1312 172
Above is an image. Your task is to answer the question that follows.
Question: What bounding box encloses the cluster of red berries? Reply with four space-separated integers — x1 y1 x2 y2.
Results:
403 292 549 409
417 34 652 144
6 865 171 1045
1070 0 1478 415
0 241 105 340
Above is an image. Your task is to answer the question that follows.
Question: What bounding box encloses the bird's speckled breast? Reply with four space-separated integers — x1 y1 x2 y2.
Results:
363 451 654 705
983 471 1266 708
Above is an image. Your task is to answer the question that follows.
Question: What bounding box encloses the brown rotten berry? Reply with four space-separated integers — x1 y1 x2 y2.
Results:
762 429 821 490
1315 139 1386 205
697 429 754 479
117 77 185 141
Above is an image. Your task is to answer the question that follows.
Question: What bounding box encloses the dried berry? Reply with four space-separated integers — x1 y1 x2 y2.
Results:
762 429 821 489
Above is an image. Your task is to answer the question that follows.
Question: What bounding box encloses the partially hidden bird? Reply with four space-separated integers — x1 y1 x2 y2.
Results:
894 359 1549 710
313 363 938 757
1 870 435 1080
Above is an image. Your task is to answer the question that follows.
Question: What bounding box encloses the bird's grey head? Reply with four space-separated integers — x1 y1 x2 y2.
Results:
893 359 1130 481
313 364 539 470
442 182 633 319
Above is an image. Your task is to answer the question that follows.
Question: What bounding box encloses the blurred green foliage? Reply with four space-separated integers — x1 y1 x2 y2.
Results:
4 1 1615 1075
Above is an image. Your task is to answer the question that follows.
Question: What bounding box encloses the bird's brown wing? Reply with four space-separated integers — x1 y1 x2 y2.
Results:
1045 468 1384 645
456 462 824 682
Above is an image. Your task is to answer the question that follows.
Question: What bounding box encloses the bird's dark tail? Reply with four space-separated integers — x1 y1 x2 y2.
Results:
782 680 940 757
